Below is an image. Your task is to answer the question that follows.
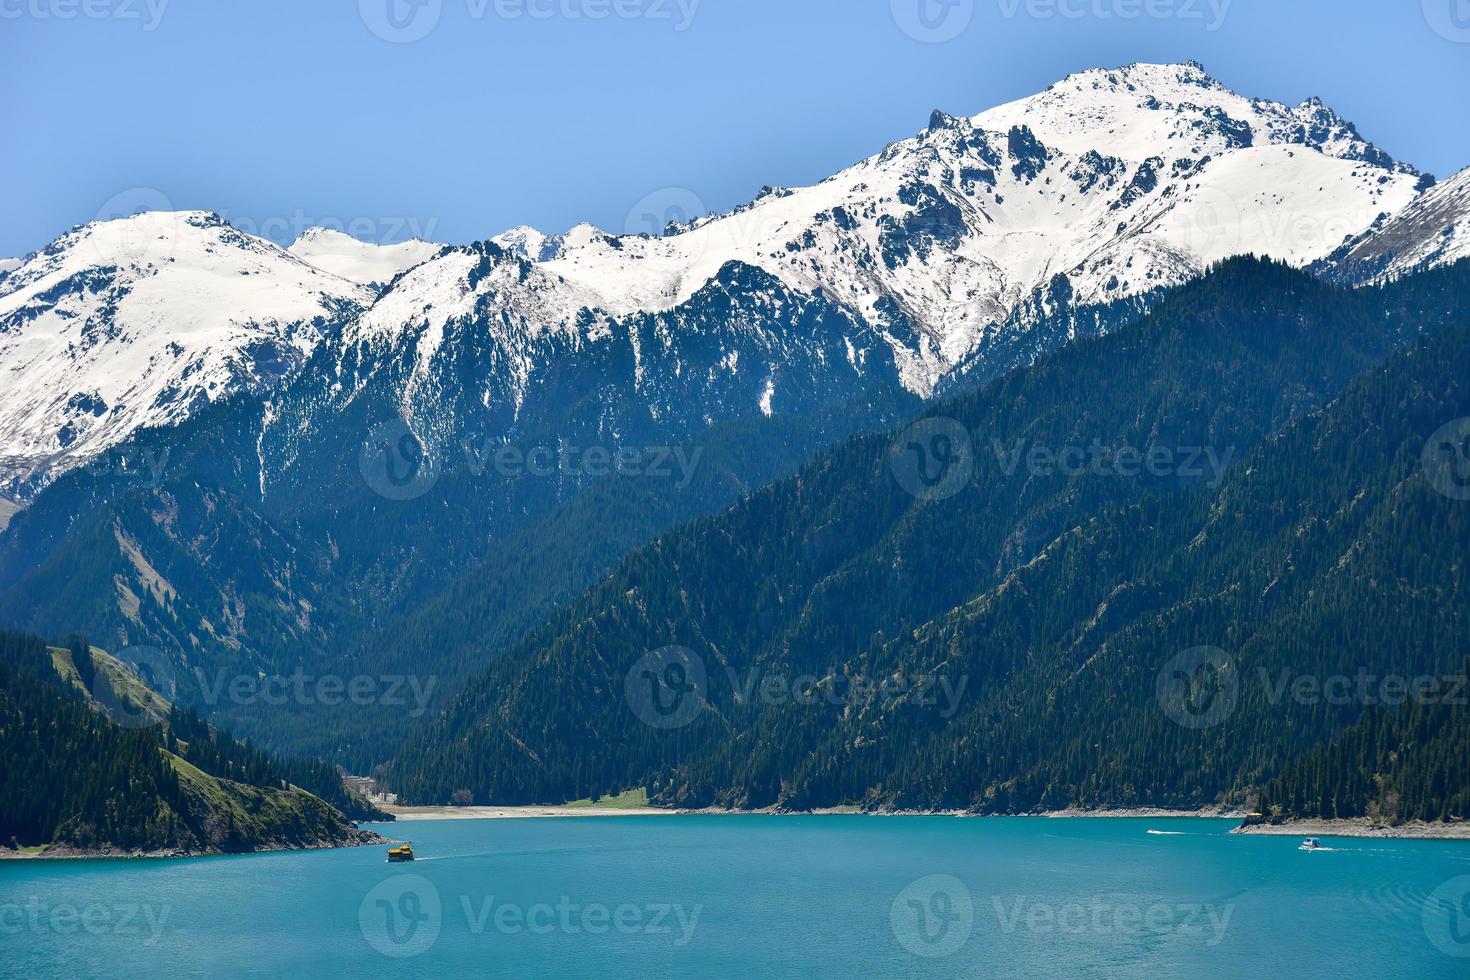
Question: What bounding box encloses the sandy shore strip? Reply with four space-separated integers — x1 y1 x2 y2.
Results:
1039 807 1243 819
380 803 1242 822
384 805 674 820
1232 819 1470 840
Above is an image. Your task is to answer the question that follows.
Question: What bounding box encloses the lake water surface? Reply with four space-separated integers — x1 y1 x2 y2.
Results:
4 816 1470 978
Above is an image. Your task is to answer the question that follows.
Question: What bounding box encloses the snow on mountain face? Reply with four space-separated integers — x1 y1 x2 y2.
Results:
287 227 442 289
491 225 565 262
1 63 1456 500
1325 167 1470 281
973 62 1416 173
0 259 20 276
0 211 370 498
340 241 613 414
505 62 1425 392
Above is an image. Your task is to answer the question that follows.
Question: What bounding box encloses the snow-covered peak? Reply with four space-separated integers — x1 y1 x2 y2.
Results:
0 258 20 276
349 241 608 352
288 227 442 289
973 61 1415 173
510 64 1424 391
491 225 564 262
0 211 371 497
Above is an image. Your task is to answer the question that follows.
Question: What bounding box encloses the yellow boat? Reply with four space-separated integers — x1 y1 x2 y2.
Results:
386 844 415 863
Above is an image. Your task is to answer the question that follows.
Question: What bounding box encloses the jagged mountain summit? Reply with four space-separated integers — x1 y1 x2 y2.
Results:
0 212 370 499
501 61 1428 391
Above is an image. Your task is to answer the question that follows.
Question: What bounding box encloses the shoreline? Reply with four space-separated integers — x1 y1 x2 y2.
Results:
381 803 1245 822
1232 819 1470 841
382 804 1470 840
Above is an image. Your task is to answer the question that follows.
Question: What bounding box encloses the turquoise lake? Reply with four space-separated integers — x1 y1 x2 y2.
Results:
4 816 1470 978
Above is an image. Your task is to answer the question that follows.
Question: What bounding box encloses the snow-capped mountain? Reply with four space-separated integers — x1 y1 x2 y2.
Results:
287 227 443 289
3 62 1463 502
0 259 20 276
0 211 370 498
1323 167 1470 282
500 62 1429 392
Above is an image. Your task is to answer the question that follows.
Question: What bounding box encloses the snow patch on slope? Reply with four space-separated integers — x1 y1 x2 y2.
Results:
1327 167 1470 281
289 227 442 288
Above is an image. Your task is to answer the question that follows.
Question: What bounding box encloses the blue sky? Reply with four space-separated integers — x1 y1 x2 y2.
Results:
3 0 1468 256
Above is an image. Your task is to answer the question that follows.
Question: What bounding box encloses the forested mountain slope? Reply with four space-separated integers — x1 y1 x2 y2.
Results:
382 258 1470 808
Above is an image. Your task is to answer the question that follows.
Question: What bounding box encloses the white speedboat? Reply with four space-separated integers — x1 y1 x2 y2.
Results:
1299 837 1323 851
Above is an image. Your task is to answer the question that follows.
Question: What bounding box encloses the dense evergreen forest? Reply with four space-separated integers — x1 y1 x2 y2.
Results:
383 258 1470 824
1255 668 1470 824
0 631 384 853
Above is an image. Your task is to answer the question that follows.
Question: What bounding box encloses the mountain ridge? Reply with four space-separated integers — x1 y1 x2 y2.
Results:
4 62 1462 500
